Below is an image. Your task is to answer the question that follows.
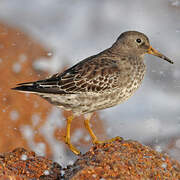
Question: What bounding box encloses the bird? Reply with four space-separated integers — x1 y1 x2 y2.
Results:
12 31 173 155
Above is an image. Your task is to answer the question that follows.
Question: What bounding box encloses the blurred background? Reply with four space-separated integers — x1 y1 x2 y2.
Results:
0 0 180 166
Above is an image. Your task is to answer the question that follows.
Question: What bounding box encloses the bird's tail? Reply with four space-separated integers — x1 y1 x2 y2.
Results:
12 81 39 93
12 80 62 94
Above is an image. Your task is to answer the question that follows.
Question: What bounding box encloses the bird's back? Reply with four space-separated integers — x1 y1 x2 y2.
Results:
13 48 146 115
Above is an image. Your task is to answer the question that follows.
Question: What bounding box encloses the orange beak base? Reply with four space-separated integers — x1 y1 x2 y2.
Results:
147 46 173 64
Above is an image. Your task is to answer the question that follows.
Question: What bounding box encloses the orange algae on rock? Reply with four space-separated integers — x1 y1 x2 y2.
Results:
0 148 61 179
64 139 180 179
0 140 180 179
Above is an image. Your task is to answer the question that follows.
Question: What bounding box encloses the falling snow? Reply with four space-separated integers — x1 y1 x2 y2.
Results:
20 154 28 161
31 114 40 126
47 52 53 57
39 107 68 165
170 0 180 6
155 145 162 153
60 170 65 176
0 0 179 166
43 170 50 175
71 129 83 144
2 97 7 102
12 62 21 73
175 139 180 148
20 125 46 156
161 163 167 169
33 101 39 108
84 135 90 142
19 53 27 62
10 110 19 121
145 118 160 134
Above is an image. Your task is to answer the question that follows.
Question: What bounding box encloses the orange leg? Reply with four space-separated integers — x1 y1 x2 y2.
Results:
84 115 122 144
84 119 99 144
65 115 81 155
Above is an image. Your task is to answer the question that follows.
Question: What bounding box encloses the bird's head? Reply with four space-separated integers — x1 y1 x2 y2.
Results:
113 31 173 64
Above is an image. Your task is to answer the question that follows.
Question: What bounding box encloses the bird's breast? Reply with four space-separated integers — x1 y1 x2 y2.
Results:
115 59 146 101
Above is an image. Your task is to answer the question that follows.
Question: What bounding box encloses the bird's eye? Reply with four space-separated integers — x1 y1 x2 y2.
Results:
136 38 142 44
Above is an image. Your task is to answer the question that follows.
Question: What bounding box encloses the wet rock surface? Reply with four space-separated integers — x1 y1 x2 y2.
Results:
0 139 180 179
63 139 180 179
0 148 62 179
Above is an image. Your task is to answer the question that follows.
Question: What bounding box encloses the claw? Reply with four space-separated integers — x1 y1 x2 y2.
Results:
66 142 81 155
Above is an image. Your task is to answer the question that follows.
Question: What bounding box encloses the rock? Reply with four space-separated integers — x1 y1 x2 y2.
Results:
1 139 180 179
63 138 180 179
0 148 61 179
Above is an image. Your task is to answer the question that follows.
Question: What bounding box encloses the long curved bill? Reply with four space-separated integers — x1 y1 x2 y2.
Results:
147 46 174 64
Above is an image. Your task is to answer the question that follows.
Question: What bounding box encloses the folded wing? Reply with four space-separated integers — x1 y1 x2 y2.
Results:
13 56 120 94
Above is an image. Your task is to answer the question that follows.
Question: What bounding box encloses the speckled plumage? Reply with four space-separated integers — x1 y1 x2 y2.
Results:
13 31 173 155
37 54 145 115
13 31 148 114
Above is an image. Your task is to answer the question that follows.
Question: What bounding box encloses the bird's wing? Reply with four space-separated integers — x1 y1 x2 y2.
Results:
13 57 121 94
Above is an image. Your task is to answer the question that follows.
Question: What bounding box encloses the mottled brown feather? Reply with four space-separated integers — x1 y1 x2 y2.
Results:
28 53 121 94
12 31 173 115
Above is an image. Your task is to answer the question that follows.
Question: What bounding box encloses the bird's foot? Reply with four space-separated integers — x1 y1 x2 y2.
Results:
65 137 81 155
67 143 81 155
93 136 123 144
